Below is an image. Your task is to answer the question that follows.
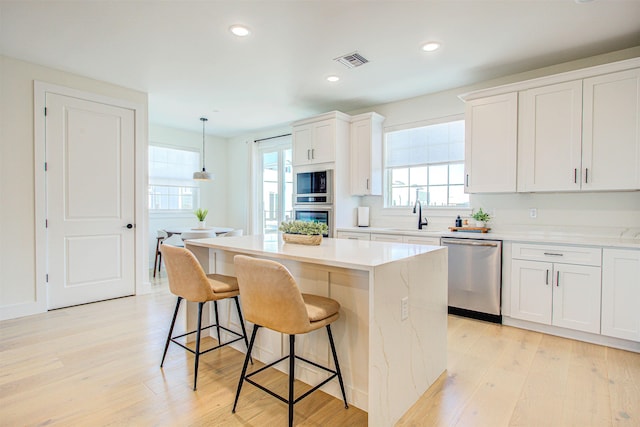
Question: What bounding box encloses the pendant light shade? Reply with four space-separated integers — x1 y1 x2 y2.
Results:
194 117 214 181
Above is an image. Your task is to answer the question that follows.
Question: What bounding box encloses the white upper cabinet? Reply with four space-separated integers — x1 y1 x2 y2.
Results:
463 59 640 193
464 92 518 193
350 112 385 196
518 81 583 191
582 68 640 191
292 119 336 165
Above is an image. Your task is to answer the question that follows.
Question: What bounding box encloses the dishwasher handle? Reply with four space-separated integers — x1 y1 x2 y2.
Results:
442 238 500 247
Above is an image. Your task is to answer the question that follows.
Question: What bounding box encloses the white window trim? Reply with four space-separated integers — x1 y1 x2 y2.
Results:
383 113 468 212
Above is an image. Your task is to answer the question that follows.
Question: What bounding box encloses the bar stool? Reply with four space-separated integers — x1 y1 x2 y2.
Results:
153 230 168 277
160 244 250 390
232 255 348 426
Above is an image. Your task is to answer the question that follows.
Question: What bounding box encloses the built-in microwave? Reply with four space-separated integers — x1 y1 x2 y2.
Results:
294 169 332 204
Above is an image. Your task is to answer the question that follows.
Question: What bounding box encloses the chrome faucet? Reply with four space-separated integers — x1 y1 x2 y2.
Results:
412 190 429 230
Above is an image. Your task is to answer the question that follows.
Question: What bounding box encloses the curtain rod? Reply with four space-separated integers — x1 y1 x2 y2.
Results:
254 133 292 143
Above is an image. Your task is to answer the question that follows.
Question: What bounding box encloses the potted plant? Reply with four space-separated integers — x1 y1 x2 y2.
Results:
279 220 328 245
471 208 491 227
194 208 209 229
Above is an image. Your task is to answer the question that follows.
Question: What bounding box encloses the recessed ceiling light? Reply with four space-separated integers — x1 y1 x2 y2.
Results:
229 25 250 37
326 75 340 82
421 42 441 52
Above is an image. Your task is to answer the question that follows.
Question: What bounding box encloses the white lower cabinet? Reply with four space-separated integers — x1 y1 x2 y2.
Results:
403 235 440 245
510 243 602 334
601 248 640 342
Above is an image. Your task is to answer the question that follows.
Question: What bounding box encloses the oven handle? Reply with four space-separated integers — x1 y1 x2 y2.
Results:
442 239 499 247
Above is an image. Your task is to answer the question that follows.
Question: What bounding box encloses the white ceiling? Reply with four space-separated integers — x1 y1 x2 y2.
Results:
1 1 639 137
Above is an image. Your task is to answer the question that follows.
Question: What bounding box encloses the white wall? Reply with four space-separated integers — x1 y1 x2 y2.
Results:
226 47 640 238
147 124 229 265
0 55 148 318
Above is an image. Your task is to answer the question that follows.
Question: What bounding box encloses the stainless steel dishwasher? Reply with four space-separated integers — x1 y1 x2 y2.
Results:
441 237 502 323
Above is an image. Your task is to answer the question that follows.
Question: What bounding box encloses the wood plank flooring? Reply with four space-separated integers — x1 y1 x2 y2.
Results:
1 272 638 426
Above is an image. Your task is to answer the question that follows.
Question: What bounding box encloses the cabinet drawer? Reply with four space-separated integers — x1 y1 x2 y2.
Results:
370 233 404 243
403 236 440 245
336 231 370 241
512 243 601 266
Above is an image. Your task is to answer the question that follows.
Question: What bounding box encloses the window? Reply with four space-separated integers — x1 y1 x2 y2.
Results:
385 117 468 208
254 137 293 238
148 145 200 211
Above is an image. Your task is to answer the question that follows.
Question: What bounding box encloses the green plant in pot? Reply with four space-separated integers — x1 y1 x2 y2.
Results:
279 220 328 245
471 208 491 227
194 208 208 228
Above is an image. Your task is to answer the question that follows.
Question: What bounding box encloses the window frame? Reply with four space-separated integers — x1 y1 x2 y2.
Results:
148 142 202 214
382 114 471 217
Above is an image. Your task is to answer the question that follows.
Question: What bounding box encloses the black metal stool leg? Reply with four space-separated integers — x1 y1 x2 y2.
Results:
233 325 260 413
289 334 295 427
327 325 348 409
161 297 182 367
193 302 204 391
213 300 221 344
233 296 253 365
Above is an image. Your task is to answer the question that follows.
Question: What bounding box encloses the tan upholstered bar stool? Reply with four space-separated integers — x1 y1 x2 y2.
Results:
160 244 250 390
232 255 348 427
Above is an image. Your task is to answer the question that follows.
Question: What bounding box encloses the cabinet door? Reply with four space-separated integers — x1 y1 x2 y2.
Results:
582 68 640 190
310 119 335 164
464 92 518 193
602 249 640 342
552 264 601 334
519 81 583 191
292 124 313 166
350 113 383 196
511 259 552 325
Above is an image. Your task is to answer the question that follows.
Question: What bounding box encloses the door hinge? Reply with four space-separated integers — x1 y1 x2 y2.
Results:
46 274 49 283
45 219 48 228
44 107 47 116
44 162 48 171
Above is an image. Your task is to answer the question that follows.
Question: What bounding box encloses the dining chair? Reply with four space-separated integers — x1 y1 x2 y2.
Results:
232 255 348 426
181 230 218 240
160 244 250 390
153 230 168 278
222 229 243 237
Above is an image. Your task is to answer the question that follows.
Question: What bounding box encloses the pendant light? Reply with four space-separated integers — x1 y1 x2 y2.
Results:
193 117 214 181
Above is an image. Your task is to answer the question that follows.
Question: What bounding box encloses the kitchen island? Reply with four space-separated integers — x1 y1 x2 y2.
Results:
185 235 448 426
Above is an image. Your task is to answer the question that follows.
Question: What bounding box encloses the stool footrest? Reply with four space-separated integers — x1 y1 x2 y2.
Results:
244 354 339 405
170 324 245 355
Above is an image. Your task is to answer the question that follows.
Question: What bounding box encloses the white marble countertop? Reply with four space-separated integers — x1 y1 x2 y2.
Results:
337 227 640 249
185 234 444 271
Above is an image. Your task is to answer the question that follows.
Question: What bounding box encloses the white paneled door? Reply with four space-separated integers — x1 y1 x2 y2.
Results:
46 93 135 309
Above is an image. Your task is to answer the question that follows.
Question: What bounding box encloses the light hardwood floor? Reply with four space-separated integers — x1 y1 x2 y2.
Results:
1 272 638 426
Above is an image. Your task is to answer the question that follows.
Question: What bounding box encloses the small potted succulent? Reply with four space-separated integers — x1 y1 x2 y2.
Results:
471 208 491 228
194 208 209 229
279 220 328 245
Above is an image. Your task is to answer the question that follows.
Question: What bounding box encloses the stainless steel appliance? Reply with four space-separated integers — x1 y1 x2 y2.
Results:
294 170 332 204
441 237 502 323
293 207 332 237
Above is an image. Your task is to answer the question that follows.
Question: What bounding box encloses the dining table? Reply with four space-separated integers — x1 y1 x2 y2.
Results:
163 226 233 237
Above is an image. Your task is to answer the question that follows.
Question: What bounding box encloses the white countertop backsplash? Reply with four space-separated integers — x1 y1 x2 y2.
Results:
337 225 640 249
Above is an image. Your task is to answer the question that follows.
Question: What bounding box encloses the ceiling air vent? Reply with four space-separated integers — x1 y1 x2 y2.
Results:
334 51 369 68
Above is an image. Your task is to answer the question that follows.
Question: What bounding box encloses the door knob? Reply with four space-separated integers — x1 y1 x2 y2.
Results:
123 223 134 229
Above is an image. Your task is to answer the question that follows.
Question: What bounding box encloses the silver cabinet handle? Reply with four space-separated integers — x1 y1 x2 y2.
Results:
574 168 577 184
556 271 560 287
466 174 469 187
585 168 589 183
366 178 369 190
307 149 310 160
311 148 315 159
544 252 563 257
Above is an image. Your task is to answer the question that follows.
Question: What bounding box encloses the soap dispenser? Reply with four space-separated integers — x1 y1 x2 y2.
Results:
455 215 462 227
